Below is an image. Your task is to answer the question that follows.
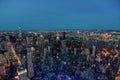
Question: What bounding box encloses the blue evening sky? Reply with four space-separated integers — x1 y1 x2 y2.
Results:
0 0 120 30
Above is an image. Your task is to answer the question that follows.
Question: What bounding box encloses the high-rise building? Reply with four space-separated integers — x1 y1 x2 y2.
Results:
9 58 18 79
61 40 66 48
49 56 53 67
85 48 90 61
18 26 22 39
56 32 60 41
26 37 34 79
115 67 120 80
74 48 77 56
0 63 6 78
17 65 28 80
48 46 51 54
7 42 13 59
98 40 105 50
44 48 47 58
92 45 96 57
63 32 66 39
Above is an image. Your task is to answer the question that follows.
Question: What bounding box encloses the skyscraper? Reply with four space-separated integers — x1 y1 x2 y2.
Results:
56 32 60 41
0 62 6 79
17 65 28 80
18 26 22 39
63 32 66 40
26 37 34 79
9 58 18 79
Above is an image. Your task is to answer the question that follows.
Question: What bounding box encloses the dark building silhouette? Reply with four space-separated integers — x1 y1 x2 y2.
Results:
63 32 66 39
9 58 18 79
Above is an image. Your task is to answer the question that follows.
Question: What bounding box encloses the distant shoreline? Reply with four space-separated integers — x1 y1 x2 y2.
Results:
0 29 120 32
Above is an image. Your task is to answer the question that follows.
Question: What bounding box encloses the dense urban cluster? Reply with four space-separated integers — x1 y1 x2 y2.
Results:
0 29 120 80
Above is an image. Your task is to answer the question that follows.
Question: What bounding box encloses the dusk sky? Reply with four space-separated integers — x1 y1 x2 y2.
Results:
0 0 120 30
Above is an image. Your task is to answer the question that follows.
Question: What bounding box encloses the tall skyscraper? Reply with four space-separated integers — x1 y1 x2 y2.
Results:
92 45 96 57
26 37 34 79
56 32 60 41
44 48 47 58
18 26 22 39
7 42 13 59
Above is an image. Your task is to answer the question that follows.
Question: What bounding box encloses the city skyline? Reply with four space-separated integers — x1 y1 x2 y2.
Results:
0 0 120 30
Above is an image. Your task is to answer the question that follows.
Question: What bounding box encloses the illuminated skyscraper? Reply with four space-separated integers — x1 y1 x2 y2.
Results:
18 26 22 39
56 32 60 41
17 65 28 80
26 37 34 79
92 45 96 57
7 42 13 59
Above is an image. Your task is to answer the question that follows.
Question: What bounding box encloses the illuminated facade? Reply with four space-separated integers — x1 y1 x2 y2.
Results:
115 67 120 80
18 26 22 39
17 65 28 80
26 37 34 79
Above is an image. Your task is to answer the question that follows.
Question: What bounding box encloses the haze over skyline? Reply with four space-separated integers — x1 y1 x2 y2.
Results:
0 0 120 31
